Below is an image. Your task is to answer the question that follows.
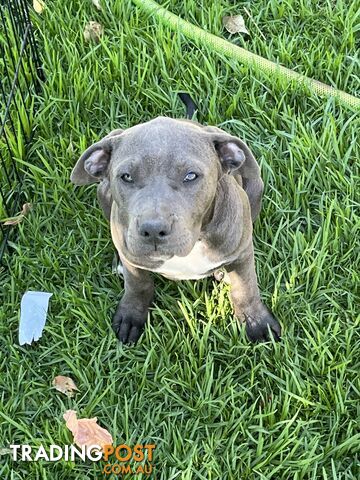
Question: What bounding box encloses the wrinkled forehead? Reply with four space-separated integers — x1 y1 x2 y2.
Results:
111 118 215 170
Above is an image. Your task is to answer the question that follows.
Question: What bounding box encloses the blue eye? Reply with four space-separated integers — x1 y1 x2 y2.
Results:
183 172 198 182
121 173 133 183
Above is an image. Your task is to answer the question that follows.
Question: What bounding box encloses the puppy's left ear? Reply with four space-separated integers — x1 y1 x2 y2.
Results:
203 127 260 178
70 129 123 185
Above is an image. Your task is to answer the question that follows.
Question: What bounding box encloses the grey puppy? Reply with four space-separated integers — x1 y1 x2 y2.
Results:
71 117 281 344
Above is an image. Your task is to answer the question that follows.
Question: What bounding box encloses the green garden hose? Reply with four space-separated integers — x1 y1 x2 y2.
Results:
132 0 359 110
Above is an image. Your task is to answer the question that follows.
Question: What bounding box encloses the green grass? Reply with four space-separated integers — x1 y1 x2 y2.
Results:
1 0 359 478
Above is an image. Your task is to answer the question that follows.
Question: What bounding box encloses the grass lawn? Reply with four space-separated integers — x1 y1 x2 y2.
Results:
1 0 359 478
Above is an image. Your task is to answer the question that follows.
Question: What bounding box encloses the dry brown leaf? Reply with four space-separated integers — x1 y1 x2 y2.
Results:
83 21 104 43
33 0 45 14
3 216 24 226
22 203 32 215
2 203 32 226
53 376 79 397
223 15 249 35
92 0 102 11
63 410 113 448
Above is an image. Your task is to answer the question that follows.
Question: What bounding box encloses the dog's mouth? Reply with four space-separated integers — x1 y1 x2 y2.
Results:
126 232 194 260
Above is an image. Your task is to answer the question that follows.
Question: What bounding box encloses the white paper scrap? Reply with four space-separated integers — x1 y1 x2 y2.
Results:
19 291 53 345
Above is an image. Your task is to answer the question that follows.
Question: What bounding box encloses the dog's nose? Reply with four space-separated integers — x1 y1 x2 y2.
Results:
139 219 171 241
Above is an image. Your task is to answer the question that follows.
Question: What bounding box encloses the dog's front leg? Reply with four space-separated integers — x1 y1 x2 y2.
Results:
226 244 281 342
113 258 154 344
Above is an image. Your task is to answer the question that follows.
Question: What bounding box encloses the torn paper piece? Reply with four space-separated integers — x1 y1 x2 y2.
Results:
19 291 52 345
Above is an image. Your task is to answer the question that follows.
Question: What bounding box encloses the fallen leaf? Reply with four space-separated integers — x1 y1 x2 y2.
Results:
33 0 45 14
223 15 249 35
22 203 32 214
63 410 113 448
1 203 32 226
83 21 104 43
92 0 102 11
53 376 79 397
2 216 24 226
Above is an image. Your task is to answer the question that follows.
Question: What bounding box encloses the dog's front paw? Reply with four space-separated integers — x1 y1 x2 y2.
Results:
244 305 281 343
112 303 148 345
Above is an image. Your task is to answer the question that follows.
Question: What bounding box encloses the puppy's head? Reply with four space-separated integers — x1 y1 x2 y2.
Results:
71 117 259 260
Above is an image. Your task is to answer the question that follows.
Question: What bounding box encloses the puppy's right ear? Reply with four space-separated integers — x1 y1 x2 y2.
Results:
70 129 123 185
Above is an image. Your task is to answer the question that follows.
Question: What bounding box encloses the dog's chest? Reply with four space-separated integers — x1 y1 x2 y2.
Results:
153 241 224 280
